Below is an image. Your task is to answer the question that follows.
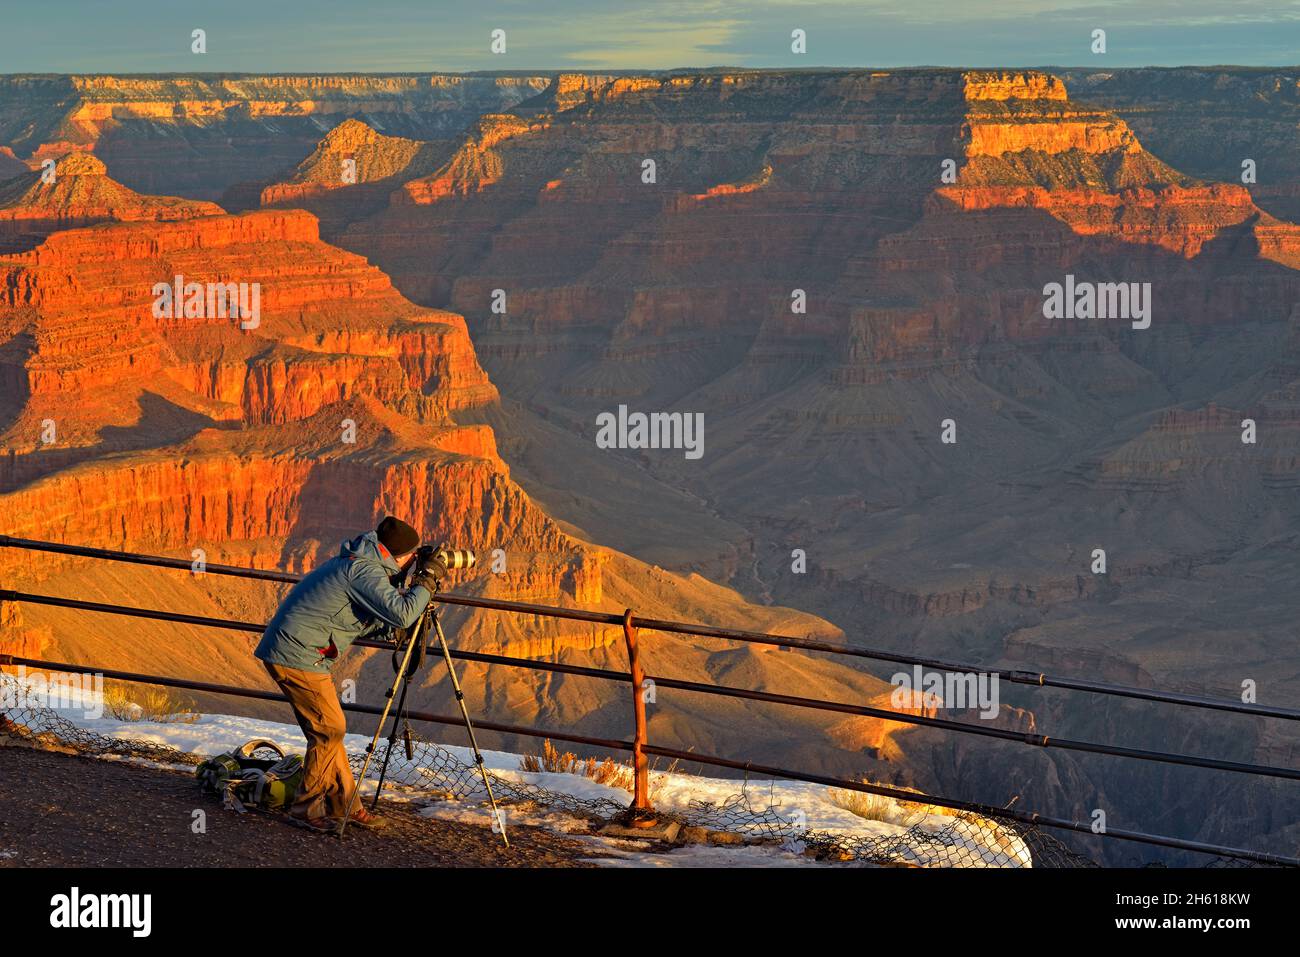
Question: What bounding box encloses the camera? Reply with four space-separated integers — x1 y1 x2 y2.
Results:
416 544 476 577
433 545 476 571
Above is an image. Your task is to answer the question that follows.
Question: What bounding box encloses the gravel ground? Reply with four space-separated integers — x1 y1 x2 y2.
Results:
0 744 602 868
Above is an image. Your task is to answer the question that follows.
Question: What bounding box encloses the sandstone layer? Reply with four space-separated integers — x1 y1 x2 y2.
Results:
4 69 1300 862
0 152 223 251
0 74 552 199
319 69 1300 862
0 203 926 786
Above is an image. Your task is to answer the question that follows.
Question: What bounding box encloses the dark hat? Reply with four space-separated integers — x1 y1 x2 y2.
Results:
376 516 419 556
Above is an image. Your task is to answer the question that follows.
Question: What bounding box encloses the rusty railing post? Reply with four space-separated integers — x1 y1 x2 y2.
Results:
622 607 655 824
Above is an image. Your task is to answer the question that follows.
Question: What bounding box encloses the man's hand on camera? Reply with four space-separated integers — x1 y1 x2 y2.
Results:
410 548 447 590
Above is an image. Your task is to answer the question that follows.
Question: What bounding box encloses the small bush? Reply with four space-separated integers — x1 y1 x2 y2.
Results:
828 780 935 826
102 681 199 724
519 739 632 787
829 779 1027 858
519 739 681 800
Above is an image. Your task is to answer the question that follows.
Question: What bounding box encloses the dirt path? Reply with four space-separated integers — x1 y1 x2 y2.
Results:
0 744 600 867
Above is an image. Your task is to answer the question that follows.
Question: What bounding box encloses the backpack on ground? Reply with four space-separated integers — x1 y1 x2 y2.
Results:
195 739 305 813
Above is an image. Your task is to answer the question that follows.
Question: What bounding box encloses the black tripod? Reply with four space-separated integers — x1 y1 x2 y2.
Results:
338 585 509 846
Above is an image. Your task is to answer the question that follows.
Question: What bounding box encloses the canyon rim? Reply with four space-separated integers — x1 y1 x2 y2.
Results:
1 13 1299 887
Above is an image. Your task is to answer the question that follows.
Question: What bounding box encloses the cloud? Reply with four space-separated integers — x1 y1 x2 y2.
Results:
2 0 1299 71
551 18 747 69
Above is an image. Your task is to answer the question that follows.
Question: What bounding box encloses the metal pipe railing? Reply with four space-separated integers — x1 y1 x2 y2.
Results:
4 534 1296 720
621 609 652 816
637 743 1300 867
3 652 1295 867
3 534 1299 866
6 588 1297 781
0 654 635 753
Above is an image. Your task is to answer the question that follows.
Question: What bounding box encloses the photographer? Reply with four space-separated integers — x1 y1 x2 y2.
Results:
254 516 443 832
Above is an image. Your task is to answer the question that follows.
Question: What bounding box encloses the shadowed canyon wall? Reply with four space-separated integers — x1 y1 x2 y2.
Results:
0 74 553 200
0 196 938 797
4 68 1300 863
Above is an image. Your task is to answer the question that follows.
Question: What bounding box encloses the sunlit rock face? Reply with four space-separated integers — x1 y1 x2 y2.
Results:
4 68 1300 863
321 70 1300 863
1058 67 1300 223
0 152 224 252
0 196 905 789
0 74 553 200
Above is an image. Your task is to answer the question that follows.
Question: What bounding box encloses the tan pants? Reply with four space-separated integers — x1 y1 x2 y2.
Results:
263 661 356 820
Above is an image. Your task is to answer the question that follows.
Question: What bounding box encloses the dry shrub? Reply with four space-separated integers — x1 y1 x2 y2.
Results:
829 779 1029 862
103 681 199 723
519 739 632 788
519 739 681 800
827 780 940 826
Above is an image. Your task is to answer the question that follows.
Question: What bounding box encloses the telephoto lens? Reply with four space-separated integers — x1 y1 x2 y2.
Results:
435 547 476 570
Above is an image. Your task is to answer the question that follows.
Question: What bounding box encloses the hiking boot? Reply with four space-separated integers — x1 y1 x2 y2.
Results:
288 811 337 834
345 806 388 830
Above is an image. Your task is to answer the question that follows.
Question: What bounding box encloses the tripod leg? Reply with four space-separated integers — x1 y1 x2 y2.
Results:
371 668 412 810
430 609 510 848
338 614 425 838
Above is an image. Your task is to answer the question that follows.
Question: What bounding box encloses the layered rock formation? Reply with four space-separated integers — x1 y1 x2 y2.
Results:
331 69 1300 860
5 68 1300 861
0 74 552 199
246 119 455 234
0 201 924 784
0 152 222 251
1057 68 1300 222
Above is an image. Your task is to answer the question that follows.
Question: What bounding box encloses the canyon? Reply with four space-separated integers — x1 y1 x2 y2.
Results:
0 180 934 795
0 151 222 252
2 67 1299 863
0 74 553 201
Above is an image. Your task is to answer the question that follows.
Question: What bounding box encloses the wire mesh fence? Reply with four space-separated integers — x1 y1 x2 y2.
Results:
4 537 1299 869
0 675 1229 869
0 669 1287 868
0 681 201 767
354 735 1069 866
331 734 1292 868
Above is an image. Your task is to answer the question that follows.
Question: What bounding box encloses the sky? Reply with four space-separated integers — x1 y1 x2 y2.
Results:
0 0 1298 73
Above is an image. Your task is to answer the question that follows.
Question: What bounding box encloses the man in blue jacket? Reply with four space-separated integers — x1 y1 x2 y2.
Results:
255 516 436 831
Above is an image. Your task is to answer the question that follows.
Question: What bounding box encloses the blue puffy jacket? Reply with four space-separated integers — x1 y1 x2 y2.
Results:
254 531 432 672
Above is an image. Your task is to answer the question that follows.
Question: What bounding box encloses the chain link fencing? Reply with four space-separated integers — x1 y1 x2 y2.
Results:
0 672 1281 868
